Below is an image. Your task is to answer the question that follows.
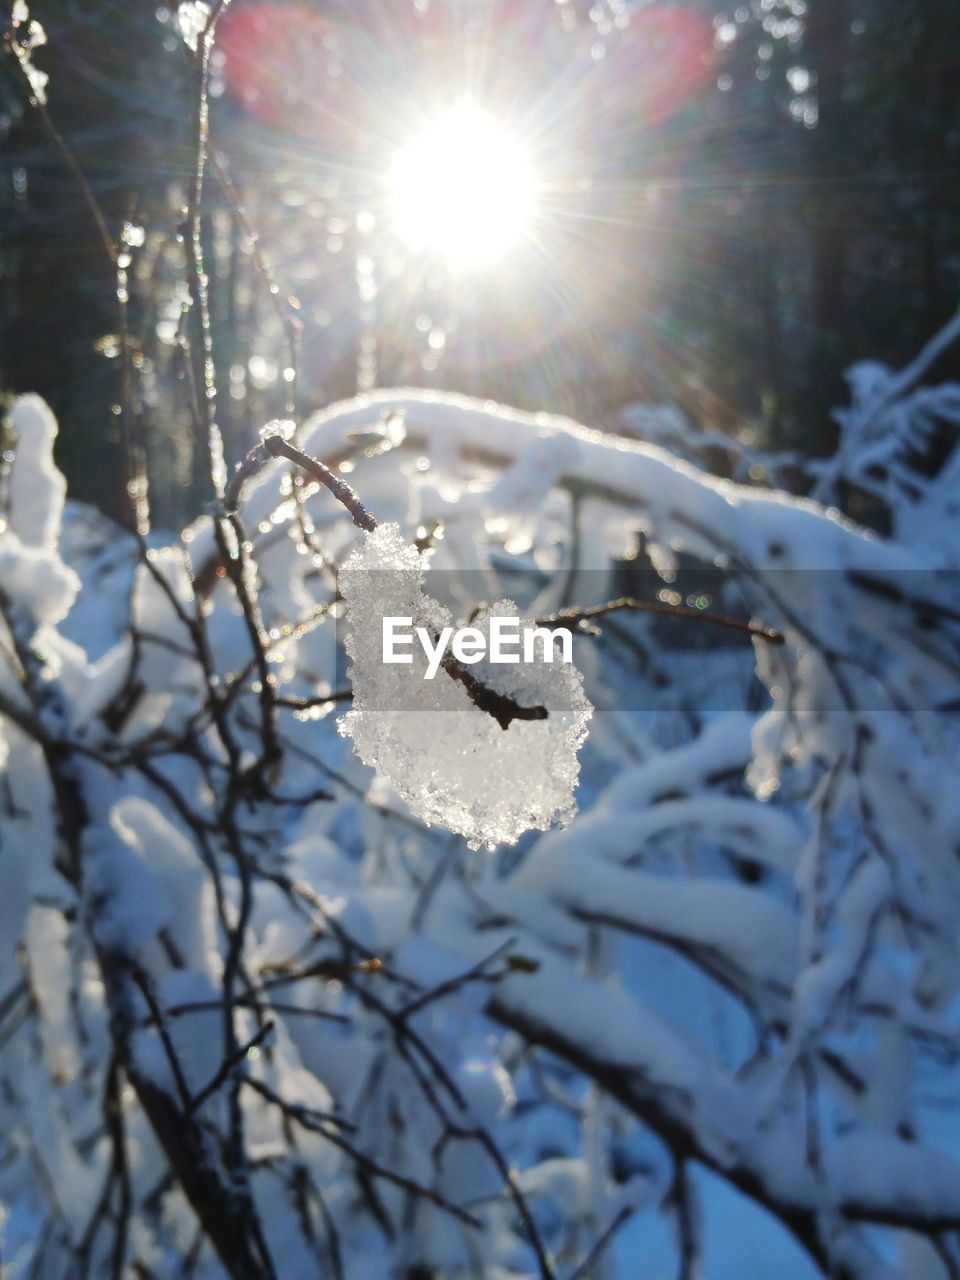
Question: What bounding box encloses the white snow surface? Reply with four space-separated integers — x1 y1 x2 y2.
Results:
2 380 959 1280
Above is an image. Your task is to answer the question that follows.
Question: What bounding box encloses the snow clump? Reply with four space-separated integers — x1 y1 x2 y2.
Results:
337 523 592 848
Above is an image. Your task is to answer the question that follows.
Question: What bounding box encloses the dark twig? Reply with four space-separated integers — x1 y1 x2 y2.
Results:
132 968 193 1114
567 1206 634 1280
398 939 516 1022
245 1077 483 1229
227 437 549 728
187 1020 275 1115
539 596 785 646
439 652 548 730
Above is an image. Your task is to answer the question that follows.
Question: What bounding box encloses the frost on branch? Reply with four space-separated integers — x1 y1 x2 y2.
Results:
8 1 48 104
176 0 210 51
337 523 592 848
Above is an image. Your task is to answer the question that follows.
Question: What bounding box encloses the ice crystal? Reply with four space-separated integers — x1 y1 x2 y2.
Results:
337 524 592 848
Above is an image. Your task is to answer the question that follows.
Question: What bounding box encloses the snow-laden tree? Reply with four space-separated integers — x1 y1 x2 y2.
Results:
1 361 959 1279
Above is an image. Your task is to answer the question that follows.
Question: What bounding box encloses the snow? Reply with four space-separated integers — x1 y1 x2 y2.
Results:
1 367 958 1280
516 852 799 987
0 395 78 628
827 1132 960 1223
7 395 65 549
110 797 217 971
0 539 79 627
81 804 173 956
284 388 927 573
337 522 593 848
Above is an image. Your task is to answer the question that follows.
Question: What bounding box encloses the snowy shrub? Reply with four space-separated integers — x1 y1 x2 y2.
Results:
622 309 960 560
812 314 960 552
1 379 959 1280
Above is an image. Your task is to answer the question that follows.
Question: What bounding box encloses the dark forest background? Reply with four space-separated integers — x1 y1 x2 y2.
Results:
2 0 959 526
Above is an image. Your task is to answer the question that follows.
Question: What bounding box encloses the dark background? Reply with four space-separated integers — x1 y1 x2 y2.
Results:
2 0 959 526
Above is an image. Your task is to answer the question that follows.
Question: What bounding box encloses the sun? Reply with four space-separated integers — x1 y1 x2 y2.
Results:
389 105 536 269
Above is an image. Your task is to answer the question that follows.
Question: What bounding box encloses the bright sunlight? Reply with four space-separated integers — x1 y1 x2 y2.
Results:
389 105 536 269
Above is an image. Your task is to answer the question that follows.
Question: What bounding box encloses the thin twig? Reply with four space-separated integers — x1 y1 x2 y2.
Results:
567 1206 634 1280
245 1077 483 1229
540 595 785 646
188 1019 275 1115
226 434 379 532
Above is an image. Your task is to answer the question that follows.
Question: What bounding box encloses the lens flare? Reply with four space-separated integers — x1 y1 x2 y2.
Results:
389 105 535 269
